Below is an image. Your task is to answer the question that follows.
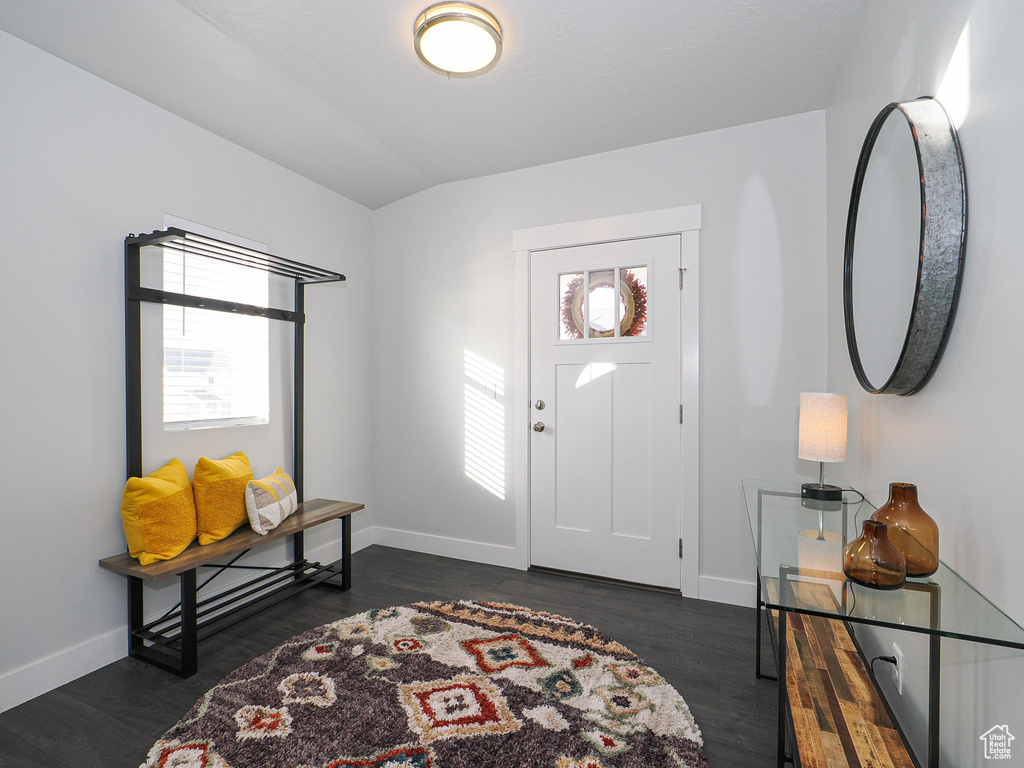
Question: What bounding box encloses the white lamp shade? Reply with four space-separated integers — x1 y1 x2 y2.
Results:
798 392 848 463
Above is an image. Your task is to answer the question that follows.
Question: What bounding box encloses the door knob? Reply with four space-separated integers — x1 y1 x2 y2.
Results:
533 421 546 432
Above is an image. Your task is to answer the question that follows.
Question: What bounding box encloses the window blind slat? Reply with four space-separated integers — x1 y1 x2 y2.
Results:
163 249 269 430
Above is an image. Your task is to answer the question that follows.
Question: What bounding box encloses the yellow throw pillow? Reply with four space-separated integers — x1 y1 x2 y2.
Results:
193 451 254 545
121 458 197 566
245 467 298 535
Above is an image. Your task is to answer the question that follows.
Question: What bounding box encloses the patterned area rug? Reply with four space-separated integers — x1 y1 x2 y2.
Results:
143 601 707 768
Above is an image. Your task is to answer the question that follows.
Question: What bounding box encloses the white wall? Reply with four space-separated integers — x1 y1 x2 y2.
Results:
0 30 373 711
371 111 829 603
825 1 1024 763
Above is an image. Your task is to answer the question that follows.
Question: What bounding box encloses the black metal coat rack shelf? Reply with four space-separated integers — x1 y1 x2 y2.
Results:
118 227 348 675
125 227 345 489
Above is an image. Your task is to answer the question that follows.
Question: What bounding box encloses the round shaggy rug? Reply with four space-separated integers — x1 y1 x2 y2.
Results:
142 601 707 768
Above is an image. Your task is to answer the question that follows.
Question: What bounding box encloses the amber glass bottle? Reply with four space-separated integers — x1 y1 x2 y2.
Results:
870 483 939 577
844 520 907 589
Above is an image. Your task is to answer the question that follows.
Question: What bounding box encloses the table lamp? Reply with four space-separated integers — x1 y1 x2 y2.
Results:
798 392 848 502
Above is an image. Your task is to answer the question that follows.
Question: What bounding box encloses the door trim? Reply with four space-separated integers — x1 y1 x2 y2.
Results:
513 205 702 597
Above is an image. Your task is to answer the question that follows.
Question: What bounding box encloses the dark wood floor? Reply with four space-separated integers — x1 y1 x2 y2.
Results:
0 545 778 767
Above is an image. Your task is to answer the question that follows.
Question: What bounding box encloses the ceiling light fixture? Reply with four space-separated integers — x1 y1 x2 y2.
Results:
414 2 502 78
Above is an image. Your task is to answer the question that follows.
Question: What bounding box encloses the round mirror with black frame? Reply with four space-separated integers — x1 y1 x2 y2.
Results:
843 97 967 395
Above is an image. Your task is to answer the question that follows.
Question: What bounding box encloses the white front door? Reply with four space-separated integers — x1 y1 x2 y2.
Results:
529 235 682 588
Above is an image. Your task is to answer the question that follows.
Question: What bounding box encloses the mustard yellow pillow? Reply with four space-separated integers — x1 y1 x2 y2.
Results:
121 458 197 566
193 451 254 545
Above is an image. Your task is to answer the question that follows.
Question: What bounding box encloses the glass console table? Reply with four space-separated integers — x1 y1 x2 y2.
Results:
743 479 1024 768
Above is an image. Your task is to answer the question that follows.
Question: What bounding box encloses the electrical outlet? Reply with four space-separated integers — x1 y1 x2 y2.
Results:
891 642 904 695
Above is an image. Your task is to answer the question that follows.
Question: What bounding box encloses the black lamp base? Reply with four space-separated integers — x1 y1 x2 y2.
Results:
801 482 842 502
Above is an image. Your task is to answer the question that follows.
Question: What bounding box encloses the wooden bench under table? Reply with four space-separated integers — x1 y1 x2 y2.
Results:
99 498 362 677
765 579 916 768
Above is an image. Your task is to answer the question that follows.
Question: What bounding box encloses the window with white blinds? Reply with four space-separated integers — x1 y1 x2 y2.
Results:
162 247 270 430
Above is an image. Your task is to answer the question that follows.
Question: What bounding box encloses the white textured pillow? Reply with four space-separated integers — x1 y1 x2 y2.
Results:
244 468 298 535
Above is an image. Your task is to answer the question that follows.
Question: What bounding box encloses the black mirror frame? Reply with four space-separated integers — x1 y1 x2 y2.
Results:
843 97 967 395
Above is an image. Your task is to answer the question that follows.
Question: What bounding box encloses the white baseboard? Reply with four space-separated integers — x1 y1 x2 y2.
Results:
0 533 371 715
372 526 517 569
698 575 756 607
0 627 125 714
351 525 374 552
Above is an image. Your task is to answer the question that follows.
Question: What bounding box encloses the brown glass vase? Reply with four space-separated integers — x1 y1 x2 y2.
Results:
869 483 939 577
844 520 906 590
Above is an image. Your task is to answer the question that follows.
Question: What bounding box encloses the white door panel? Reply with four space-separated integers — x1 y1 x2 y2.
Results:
530 236 681 588
610 363 651 540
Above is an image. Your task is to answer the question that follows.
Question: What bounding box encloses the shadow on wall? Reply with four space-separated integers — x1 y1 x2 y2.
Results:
733 173 782 407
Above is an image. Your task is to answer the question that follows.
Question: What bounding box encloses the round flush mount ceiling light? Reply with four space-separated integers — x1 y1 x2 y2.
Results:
414 2 502 77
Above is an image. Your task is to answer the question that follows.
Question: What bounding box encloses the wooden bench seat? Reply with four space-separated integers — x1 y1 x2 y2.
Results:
100 498 363 676
766 579 915 768
100 498 362 580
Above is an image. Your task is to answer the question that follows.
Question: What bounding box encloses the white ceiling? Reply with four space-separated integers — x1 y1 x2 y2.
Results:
0 0 865 209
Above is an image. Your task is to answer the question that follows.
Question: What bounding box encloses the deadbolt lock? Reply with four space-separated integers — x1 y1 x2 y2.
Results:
535 399 545 410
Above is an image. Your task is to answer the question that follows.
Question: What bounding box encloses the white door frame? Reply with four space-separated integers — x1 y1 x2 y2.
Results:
513 205 702 597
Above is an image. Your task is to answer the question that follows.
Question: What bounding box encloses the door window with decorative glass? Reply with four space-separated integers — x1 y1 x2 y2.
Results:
558 266 649 341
